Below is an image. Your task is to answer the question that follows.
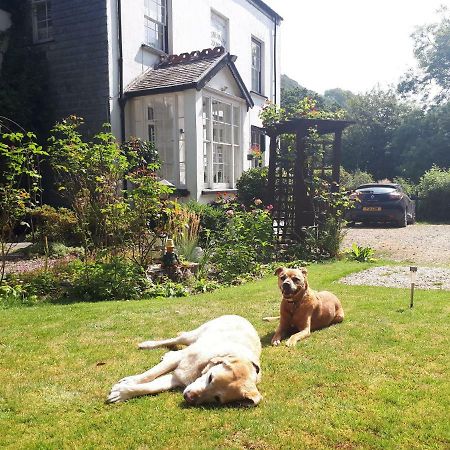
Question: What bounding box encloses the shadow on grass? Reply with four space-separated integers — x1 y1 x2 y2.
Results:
179 400 258 410
260 331 275 348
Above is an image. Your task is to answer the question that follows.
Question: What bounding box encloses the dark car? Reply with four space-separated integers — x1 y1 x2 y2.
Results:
347 183 415 227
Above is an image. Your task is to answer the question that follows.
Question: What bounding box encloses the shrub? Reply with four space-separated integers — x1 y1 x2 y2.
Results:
345 243 376 262
236 167 268 208
184 201 228 247
64 258 150 302
0 283 40 308
417 166 450 222
393 177 417 198
340 168 374 191
30 205 80 246
145 279 189 298
211 208 274 282
48 117 129 254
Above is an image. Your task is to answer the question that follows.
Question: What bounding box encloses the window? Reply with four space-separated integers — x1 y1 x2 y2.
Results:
145 94 185 187
144 0 167 52
250 126 266 168
203 96 241 188
211 11 228 49
31 0 53 43
251 38 262 93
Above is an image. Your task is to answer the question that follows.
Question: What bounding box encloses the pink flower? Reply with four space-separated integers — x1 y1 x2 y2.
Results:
226 209 234 217
266 204 274 211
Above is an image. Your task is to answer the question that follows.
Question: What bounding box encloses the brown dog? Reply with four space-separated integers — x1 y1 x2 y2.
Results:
270 267 344 347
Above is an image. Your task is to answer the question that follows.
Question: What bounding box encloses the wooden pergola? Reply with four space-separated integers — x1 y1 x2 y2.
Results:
264 117 354 244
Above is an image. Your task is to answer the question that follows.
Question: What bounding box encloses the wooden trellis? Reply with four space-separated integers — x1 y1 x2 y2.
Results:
265 118 354 249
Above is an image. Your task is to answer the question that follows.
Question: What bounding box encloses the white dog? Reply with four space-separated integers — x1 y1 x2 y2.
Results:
106 315 262 406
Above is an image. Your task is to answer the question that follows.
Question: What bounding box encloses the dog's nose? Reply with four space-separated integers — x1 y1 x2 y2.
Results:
183 391 196 404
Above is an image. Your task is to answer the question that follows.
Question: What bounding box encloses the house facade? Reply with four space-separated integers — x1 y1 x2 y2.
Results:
24 0 282 201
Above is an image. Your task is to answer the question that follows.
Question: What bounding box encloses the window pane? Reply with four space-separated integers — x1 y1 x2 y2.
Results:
33 0 52 42
233 106 240 126
143 0 167 51
144 0 166 22
251 39 262 92
145 18 164 50
211 11 228 49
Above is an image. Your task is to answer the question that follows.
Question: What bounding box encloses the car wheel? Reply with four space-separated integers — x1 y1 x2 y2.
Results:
397 209 407 227
407 211 416 225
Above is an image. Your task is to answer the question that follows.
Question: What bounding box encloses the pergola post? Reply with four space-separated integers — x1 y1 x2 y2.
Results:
266 133 277 206
294 129 314 227
331 129 343 192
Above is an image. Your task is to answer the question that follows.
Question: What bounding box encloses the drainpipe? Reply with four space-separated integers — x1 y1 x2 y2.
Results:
273 17 277 105
117 0 125 142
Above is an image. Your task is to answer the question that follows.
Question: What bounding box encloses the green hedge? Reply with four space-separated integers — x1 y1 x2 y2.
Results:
417 166 450 222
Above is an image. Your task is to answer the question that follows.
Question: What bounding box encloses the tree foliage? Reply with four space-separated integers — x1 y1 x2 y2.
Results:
342 88 412 180
398 7 450 104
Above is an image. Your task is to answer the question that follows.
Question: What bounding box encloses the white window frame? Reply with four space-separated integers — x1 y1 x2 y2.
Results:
145 94 185 188
210 10 229 50
144 0 167 52
202 93 242 190
251 37 263 94
31 0 53 43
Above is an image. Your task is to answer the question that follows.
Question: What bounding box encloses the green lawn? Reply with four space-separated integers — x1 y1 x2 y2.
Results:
1 261 449 449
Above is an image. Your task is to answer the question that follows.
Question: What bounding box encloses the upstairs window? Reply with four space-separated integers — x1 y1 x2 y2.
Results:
211 10 228 50
32 0 53 43
251 38 262 93
144 0 167 52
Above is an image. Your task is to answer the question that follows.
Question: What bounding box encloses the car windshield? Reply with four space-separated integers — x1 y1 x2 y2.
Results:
356 186 397 194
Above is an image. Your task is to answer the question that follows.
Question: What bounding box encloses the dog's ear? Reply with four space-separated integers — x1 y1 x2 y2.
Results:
203 355 235 373
274 267 285 276
300 267 308 277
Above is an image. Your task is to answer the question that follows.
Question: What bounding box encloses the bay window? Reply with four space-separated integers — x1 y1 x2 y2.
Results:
203 95 241 189
145 94 185 187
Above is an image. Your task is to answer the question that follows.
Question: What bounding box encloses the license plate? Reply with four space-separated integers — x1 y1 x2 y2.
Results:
363 207 381 212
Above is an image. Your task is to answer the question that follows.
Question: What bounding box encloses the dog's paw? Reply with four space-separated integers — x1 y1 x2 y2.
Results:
138 340 159 350
106 385 133 404
285 338 298 347
271 339 281 346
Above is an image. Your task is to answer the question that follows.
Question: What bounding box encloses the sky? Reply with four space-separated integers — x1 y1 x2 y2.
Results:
264 0 447 95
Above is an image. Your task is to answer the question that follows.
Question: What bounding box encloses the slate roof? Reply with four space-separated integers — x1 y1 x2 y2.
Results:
124 47 254 108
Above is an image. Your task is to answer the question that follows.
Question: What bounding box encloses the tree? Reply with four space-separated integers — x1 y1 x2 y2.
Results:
398 7 450 104
391 102 450 180
342 88 412 180
323 88 356 110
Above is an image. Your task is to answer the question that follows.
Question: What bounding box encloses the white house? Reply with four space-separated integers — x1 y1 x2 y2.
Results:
110 0 282 201
21 0 282 202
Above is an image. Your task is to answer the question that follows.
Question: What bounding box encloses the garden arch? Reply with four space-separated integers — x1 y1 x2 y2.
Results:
264 118 354 247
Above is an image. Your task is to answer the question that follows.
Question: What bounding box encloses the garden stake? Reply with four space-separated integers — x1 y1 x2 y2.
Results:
410 266 417 308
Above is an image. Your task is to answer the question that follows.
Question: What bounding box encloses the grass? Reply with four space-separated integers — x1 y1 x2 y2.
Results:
1 260 449 449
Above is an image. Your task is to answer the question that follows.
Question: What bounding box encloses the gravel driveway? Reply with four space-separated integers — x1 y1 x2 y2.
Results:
340 223 450 290
341 224 450 265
